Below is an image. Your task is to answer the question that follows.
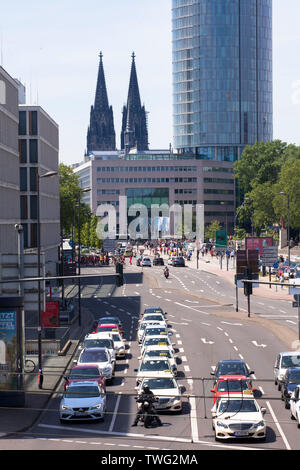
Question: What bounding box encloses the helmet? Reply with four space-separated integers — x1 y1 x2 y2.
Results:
142 385 150 393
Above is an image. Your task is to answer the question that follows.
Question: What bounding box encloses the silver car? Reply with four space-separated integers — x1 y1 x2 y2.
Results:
59 381 106 422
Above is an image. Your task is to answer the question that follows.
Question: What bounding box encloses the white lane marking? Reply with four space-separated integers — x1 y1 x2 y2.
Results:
189 396 199 443
109 394 121 432
182 356 187 362
201 338 214 345
239 354 244 360
184 365 190 372
266 401 291 450
252 340 267 348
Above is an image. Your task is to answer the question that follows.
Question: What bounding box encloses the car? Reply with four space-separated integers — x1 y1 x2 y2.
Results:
137 320 167 343
153 257 164 266
167 258 174 265
141 257 152 267
172 257 185 267
141 307 167 319
63 364 106 392
139 345 178 376
211 360 255 384
134 357 175 385
141 313 167 324
290 384 300 427
97 331 126 359
140 335 175 356
280 367 300 408
94 316 123 331
274 351 300 390
211 396 266 441
141 325 172 346
135 377 183 413
210 375 256 406
82 334 116 363
95 323 124 337
59 381 106 423
76 347 115 383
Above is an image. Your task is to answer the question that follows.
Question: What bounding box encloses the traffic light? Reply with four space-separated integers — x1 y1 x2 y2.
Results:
243 268 253 296
116 262 124 287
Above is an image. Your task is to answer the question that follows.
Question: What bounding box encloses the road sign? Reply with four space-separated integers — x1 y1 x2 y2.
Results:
261 246 278 266
103 239 117 252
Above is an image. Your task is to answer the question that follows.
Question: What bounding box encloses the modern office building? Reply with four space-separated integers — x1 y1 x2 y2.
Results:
0 66 20 255
172 0 273 157
18 105 60 276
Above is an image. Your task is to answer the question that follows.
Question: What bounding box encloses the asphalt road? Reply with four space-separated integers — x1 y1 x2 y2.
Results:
2 260 300 451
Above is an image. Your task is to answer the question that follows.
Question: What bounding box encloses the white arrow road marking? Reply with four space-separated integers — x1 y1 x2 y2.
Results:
201 338 214 345
252 341 267 348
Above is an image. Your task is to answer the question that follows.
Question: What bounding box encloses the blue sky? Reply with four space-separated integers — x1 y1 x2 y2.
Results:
1 0 300 165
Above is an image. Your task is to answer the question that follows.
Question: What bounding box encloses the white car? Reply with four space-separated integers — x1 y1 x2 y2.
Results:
290 384 300 427
135 377 183 413
141 257 152 267
139 345 178 375
138 321 168 344
141 313 167 324
274 351 300 390
97 331 126 359
135 357 175 385
59 381 106 423
140 335 175 356
81 333 116 363
76 347 115 383
211 396 266 441
141 325 172 345
167 258 173 265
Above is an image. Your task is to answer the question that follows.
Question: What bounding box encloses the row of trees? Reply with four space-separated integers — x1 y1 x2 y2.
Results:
59 163 102 248
234 140 300 237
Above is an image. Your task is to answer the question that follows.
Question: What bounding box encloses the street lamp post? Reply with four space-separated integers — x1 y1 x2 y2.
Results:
77 188 91 328
37 170 58 389
279 192 290 267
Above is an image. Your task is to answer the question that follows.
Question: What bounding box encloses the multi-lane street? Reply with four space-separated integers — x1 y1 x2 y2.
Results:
2 257 299 451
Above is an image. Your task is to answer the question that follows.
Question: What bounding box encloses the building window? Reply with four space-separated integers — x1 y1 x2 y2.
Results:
19 111 27 135
29 139 38 163
29 111 38 135
19 140 27 163
30 195 38 220
20 195 28 219
30 223 37 248
20 168 27 191
30 167 38 192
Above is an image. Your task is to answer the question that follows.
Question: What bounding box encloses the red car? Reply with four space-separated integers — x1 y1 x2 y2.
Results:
94 323 124 336
64 364 106 392
210 375 256 404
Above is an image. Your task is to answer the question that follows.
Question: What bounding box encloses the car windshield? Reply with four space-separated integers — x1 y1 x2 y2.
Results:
64 385 100 399
98 326 118 331
145 350 171 358
140 360 170 371
143 315 164 322
217 363 248 376
216 380 251 392
288 370 300 382
282 356 300 368
218 399 258 413
80 350 108 363
84 339 112 349
144 308 163 314
144 338 170 347
142 378 176 390
145 328 167 336
99 318 119 325
69 368 100 379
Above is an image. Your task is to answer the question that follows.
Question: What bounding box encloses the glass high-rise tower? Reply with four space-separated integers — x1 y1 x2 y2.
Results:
172 0 273 160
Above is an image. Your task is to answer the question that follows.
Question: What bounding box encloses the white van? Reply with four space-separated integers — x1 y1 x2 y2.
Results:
274 351 300 390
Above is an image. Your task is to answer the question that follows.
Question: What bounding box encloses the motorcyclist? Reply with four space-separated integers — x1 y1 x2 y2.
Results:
163 266 169 276
132 385 162 427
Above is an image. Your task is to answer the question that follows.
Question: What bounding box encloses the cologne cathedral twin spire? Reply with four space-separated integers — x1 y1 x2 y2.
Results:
87 52 149 154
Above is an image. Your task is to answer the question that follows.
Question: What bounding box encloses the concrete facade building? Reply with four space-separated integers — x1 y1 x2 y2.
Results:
0 66 20 254
18 105 60 276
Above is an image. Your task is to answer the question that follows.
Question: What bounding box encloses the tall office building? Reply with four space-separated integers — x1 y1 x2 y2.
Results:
172 0 273 159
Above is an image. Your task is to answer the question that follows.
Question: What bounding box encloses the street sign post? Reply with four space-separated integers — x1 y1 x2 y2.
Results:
261 246 278 288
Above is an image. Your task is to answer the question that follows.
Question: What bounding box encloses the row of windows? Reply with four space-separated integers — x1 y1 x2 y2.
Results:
20 195 38 220
97 166 197 173
204 188 234 195
97 177 197 184
174 188 197 194
20 167 38 192
19 111 38 136
97 189 120 195
204 200 234 206
203 166 234 173
21 223 37 249
204 177 234 184
175 200 197 205
19 139 38 164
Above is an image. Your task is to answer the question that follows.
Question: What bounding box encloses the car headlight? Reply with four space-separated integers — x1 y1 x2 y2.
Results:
278 373 285 380
91 404 102 410
103 366 112 373
216 421 228 429
254 420 265 428
61 405 70 410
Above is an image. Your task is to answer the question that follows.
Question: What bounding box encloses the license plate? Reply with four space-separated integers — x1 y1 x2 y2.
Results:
234 431 248 436
75 411 86 416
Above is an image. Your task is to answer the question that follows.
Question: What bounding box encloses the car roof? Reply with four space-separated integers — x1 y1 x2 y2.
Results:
218 375 248 380
280 351 300 356
98 323 119 327
67 380 99 387
218 359 246 364
82 347 107 352
71 364 100 370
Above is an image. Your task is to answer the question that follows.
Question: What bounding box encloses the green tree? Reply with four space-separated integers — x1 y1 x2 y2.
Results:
205 220 221 242
273 157 300 230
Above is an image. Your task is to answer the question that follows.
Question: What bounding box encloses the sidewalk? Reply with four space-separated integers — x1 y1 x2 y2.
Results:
0 307 94 439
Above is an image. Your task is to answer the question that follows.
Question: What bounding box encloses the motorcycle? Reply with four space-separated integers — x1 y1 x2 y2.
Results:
135 396 161 428
164 269 169 279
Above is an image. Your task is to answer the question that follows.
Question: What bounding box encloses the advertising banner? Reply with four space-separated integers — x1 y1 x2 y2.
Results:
0 310 18 392
42 301 59 328
245 237 273 256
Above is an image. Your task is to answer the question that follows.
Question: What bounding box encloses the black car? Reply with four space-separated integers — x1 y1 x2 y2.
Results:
281 367 300 408
172 257 185 267
141 307 167 319
153 257 164 266
211 359 255 383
